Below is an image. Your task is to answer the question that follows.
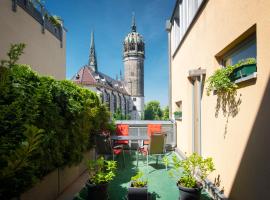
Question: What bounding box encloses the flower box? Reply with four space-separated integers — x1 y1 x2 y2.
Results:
230 63 257 81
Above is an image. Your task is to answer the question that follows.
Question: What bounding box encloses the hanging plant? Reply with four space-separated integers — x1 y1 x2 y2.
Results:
206 57 256 95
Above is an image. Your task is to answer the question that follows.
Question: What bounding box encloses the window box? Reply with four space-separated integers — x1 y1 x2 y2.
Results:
174 111 182 120
229 63 257 81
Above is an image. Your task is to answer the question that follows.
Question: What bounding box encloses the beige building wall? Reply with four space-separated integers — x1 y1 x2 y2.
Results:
0 0 66 80
170 0 270 199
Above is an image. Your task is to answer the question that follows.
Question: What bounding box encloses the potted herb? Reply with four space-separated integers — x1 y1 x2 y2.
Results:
169 153 215 200
86 157 117 200
128 171 148 200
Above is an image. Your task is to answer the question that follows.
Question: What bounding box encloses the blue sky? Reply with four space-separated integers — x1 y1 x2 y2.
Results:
45 0 175 107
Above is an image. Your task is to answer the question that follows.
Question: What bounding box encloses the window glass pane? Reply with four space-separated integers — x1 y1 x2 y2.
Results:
224 37 256 66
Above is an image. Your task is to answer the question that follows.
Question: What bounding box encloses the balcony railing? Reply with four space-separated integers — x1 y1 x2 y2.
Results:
115 120 176 150
12 0 64 46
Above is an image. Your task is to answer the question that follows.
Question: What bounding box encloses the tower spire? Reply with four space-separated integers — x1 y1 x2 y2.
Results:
131 12 136 32
89 31 97 72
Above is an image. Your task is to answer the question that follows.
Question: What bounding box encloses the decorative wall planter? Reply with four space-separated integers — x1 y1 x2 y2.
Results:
128 182 148 200
174 112 182 120
229 64 257 81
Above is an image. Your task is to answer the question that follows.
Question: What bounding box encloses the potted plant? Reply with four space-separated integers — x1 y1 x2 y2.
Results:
174 111 182 120
128 171 148 200
169 153 215 200
229 57 256 81
206 57 257 95
86 157 117 200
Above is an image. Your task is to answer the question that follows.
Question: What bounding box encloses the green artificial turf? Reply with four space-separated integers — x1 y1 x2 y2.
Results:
108 151 212 200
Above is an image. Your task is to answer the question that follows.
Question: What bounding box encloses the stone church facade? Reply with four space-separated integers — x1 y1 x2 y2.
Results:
71 15 145 120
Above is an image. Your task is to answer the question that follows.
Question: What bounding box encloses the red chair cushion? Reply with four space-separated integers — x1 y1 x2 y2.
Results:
115 124 129 145
144 124 162 145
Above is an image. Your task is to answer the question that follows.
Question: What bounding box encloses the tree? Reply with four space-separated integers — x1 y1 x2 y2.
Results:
162 106 169 120
144 101 163 120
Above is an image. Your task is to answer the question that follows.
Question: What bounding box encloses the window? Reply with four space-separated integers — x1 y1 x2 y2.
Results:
133 97 136 101
174 101 182 120
133 106 137 111
223 35 256 66
171 0 203 53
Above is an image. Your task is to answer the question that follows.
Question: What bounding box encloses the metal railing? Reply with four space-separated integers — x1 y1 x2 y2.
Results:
115 120 176 150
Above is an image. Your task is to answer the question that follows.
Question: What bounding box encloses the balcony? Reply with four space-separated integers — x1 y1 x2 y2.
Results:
55 120 213 200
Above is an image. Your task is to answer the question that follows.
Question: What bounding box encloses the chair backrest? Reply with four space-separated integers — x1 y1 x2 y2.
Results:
147 124 162 137
116 124 129 136
95 135 112 155
149 133 166 155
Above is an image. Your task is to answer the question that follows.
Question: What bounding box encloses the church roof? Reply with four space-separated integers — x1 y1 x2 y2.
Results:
71 65 129 95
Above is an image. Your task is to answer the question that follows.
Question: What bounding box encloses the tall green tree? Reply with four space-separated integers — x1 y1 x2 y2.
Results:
144 101 163 120
162 106 169 120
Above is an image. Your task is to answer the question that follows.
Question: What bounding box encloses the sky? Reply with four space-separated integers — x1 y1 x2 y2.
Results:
45 0 176 107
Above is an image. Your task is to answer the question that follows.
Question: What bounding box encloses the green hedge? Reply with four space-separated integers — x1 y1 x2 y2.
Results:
0 44 110 199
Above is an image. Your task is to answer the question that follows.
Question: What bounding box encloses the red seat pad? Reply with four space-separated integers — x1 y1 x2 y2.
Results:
144 124 162 145
113 149 123 155
115 124 129 145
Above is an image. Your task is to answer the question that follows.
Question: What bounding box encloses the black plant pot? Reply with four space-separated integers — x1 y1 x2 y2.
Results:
178 183 202 200
86 181 109 200
128 182 148 200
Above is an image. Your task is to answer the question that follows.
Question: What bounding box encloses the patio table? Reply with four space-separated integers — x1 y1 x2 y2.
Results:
110 135 149 141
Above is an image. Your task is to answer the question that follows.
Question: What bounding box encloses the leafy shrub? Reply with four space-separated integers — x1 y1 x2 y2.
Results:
86 157 117 185
169 153 215 188
0 44 111 199
131 171 147 187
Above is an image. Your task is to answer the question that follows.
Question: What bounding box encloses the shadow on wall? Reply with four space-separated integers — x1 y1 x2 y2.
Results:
229 77 270 199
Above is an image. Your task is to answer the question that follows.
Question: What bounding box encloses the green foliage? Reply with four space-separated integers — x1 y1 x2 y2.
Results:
49 15 62 27
0 44 110 198
144 101 163 120
113 108 127 120
131 171 147 187
206 58 256 95
162 106 169 120
162 156 169 168
169 153 215 188
173 111 182 119
87 157 117 185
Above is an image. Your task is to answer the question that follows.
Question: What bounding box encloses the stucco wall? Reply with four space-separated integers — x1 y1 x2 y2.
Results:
21 150 94 200
0 0 66 80
171 0 270 199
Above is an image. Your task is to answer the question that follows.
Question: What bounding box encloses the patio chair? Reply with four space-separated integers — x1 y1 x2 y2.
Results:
143 124 162 145
95 134 125 167
115 124 131 153
136 133 167 172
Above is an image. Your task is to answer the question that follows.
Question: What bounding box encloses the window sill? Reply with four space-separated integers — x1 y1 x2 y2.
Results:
234 72 257 84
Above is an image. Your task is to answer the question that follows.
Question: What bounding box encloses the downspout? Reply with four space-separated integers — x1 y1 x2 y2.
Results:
166 20 172 119
198 76 202 155
191 79 195 153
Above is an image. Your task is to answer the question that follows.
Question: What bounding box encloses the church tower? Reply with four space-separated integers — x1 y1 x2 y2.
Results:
123 14 145 119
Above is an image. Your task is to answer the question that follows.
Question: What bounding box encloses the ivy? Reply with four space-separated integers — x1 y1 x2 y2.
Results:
0 44 111 199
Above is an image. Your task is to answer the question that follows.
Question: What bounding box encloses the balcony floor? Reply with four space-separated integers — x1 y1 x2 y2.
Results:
108 151 212 200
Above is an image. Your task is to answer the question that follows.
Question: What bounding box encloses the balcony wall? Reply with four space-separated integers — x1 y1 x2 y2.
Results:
21 150 94 200
0 0 66 80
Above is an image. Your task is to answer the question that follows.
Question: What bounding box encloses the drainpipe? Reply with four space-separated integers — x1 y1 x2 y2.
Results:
188 69 206 155
198 75 202 155
165 20 172 119
191 79 195 153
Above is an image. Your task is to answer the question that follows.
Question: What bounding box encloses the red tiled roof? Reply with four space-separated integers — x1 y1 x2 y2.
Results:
71 66 96 85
